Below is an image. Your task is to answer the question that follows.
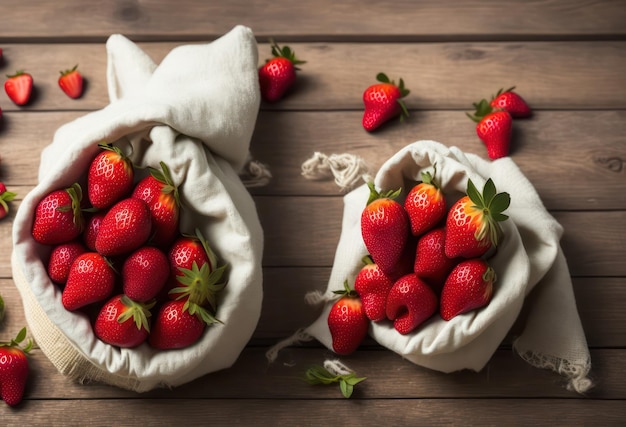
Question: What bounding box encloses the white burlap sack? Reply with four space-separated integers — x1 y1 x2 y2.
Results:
11 26 264 392
273 140 592 393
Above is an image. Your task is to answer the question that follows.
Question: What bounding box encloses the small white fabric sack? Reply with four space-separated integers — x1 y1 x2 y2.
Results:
284 140 592 393
11 25 264 392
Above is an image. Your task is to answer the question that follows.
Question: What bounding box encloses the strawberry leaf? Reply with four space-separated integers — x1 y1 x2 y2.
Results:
0 294 5 324
304 365 366 398
376 73 390 83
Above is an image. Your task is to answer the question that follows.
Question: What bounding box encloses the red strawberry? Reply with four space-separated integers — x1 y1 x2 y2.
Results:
32 183 85 245
83 211 106 251
468 99 513 160
445 178 510 259
87 143 134 209
440 259 496 320
361 182 409 277
404 168 446 236
386 273 437 335
95 197 152 256
258 41 305 102
0 182 17 220
131 162 180 247
58 65 84 99
4 70 33 106
94 294 154 348
47 240 87 284
414 227 459 293
0 327 33 407
490 86 531 118
149 300 219 350
62 252 116 311
327 281 369 356
362 73 410 132
353 256 394 322
122 246 170 302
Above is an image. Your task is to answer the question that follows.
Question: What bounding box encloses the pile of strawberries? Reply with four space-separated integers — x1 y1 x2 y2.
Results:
31 143 227 351
327 170 511 355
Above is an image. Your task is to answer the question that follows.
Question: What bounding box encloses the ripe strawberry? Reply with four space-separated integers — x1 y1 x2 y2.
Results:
32 183 85 245
386 273 437 335
490 86 531 118
327 281 369 356
131 162 180 247
149 300 219 350
404 168 446 236
361 182 409 277
362 73 410 132
62 252 116 311
122 246 170 302
4 70 33 106
47 240 87 285
467 99 513 160
414 227 458 293
83 211 106 251
0 182 17 220
58 65 84 99
0 327 33 407
354 256 394 322
440 259 496 320
445 178 510 259
95 197 152 256
258 40 305 102
87 143 134 209
94 294 154 348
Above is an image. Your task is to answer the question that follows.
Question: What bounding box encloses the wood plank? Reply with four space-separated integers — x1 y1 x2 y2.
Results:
1 0 625 41
1 42 625 111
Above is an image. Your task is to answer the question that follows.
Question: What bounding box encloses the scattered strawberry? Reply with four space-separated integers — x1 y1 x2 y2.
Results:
327 281 369 355
58 65 84 99
361 182 409 277
353 255 394 322
94 295 154 348
440 259 496 320
0 327 33 407
0 182 17 220
83 211 106 251
87 143 134 209
386 273 437 335
122 246 170 302
4 70 33 106
62 252 116 311
445 178 510 259
414 227 458 294
490 86 531 118
32 183 85 245
131 162 180 247
404 167 446 236
47 240 87 284
467 98 513 160
258 40 305 102
95 197 152 256
149 299 219 350
362 73 410 132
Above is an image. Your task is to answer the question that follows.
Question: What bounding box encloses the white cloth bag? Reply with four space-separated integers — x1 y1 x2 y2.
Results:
296 140 592 393
11 25 264 392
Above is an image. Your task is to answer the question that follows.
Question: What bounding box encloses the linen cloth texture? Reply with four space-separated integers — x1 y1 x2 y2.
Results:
301 140 592 393
11 25 264 392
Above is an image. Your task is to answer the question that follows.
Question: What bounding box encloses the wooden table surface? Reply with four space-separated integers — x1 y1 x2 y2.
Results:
1 1 625 425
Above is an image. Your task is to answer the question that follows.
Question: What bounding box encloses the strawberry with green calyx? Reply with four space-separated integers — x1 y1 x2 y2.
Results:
0 182 17 220
386 273 437 335
445 178 510 259
62 252 116 311
94 295 155 348
440 259 496 320
354 255 394 322
258 40 306 102
58 65 84 99
0 327 33 407
404 166 447 236
169 261 227 311
467 98 513 160
88 143 135 209
95 197 152 256
327 281 369 356
361 182 409 277
32 183 85 245
362 72 410 132
4 70 33 106
304 364 367 399
490 86 531 118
